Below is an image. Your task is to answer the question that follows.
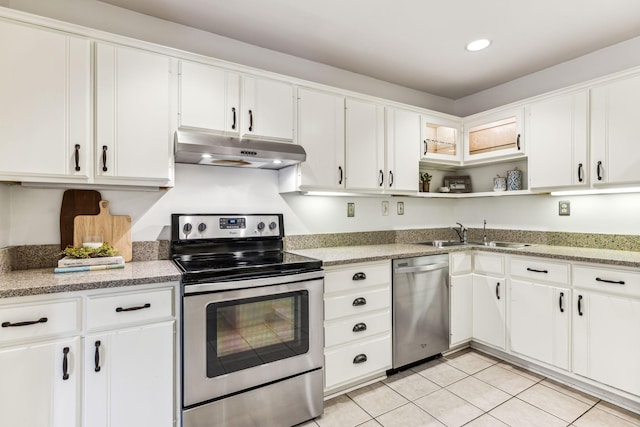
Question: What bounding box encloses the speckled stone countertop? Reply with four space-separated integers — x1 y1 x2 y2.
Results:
289 243 640 268
0 260 181 298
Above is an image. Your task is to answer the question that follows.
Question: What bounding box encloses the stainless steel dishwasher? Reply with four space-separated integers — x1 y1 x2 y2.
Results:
392 254 450 369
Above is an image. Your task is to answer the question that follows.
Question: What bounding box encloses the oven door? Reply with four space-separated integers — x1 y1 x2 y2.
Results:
182 271 324 407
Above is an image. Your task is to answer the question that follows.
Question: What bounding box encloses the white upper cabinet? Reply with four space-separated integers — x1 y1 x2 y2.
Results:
241 76 294 141
295 88 345 190
463 108 525 163
345 98 385 192
420 115 462 165
0 20 91 183
95 43 176 185
385 108 420 193
179 60 240 134
528 90 589 190
591 73 640 186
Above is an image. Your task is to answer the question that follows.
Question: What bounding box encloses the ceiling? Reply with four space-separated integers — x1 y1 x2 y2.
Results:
98 0 640 99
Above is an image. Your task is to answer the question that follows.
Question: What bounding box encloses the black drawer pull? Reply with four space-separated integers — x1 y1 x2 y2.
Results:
115 303 151 313
248 109 253 132
102 145 108 172
495 282 500 300
338 166 343 185
596 160 603 181
559 292 564 313
62 347 70 381
516 134 521 150
352 297 367 307
2 317 48 328
352 323 367 332
578 295 583 316
74 144 81 171
577 163 584 182
353 354 368 364
231 107 236 130
378 170 384 187
94 340 101 372
596 277 625 285
527 268 548 274
352 272 367 281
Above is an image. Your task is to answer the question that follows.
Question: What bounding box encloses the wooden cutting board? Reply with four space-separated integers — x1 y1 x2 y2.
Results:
73 200 132 262
60 189 102 249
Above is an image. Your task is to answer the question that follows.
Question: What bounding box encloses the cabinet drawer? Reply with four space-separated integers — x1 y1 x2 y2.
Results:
324 287 390 321
573 265 640 298
324 262 391 294
450 252 472 275
0 299 80 345
474 253 504 276
324 333 391 389
325 310 391 348
86 288 174 330
510 256 570 285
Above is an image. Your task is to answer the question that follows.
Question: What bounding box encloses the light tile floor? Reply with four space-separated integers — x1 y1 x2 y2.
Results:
300 349 640 427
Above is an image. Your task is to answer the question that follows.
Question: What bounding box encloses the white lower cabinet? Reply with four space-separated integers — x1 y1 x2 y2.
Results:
449 252 473 347
472 253 505 350
323 261 391 395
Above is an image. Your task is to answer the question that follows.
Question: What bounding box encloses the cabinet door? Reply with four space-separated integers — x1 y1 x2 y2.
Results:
242 76 294 141
528 91 589 189
96 43 174 183
297 88 345 190
572 291 640 396
386 108 419 193
0 337 79 427
450 274 473 346
420 115 461 164
591 73 640 186
84 321 174 427
0 20 90 181
510 280 570 370
179 60 239 134
464 108 524 163
472 274 505 349
345 98 385 191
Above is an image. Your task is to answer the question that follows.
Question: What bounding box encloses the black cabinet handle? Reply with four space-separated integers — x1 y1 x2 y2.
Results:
496 282 500 300
596 277 625 285
516 134 521 150
423 139 428 155
2 317 48 328
578 295 583 316
115 303 151 313
597 161 603 181
389 171 394 187
352 323 367 333
352 297 367 307
559 292 564 313
352 272 367 281
353 354 368 364
248 110 253 132
102 145 108 172
379 170 384 187
578 163 584 183
526 268 549 274
338 166 343 185
94 340 101 372
62 347 70 381
231 107 236 130
74 144 81 171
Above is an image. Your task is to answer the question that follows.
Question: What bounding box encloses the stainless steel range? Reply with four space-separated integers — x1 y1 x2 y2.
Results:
171 214 324 427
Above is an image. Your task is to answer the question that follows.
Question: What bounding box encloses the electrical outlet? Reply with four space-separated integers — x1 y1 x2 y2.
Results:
382 201 389 216
559 200 570 216
347 202 355 217
397 201 405 215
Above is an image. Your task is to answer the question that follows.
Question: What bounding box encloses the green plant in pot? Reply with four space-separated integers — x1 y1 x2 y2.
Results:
420 172 432 192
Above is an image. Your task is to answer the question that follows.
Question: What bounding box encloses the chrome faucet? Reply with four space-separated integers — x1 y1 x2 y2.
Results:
451 222 467 243
482 219 488 245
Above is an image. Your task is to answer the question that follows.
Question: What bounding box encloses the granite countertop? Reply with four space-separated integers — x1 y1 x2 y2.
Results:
289 243 640 268
0 260 181 298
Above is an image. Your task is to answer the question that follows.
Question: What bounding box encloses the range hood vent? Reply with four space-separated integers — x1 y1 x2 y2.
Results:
174 129 306 170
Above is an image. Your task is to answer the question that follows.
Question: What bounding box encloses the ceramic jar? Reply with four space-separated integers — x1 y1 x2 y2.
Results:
493 175 506 191
506 167 522 191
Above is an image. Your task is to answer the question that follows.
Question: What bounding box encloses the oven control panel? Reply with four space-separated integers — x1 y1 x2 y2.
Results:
175 214 283 240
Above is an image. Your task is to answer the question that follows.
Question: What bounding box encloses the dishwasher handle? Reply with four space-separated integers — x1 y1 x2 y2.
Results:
394 262 448 275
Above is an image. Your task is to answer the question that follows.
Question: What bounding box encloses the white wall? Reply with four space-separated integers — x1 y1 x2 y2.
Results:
0 184 10 247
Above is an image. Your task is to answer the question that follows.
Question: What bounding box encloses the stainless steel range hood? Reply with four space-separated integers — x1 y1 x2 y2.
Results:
174 129 306 170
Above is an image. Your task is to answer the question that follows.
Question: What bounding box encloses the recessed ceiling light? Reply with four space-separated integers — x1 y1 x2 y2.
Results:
466 39 492 52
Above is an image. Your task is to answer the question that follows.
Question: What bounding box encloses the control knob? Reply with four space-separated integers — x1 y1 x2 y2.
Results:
269 221 277 230
257 222 265 231
183 223 192 238
197 223 207 233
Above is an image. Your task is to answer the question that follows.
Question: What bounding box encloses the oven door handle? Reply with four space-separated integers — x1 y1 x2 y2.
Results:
182 270 325 294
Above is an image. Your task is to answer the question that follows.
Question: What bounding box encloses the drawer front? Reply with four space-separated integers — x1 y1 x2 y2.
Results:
573 265 640 298
474 253 504 276
450 252 472 275
324 333 391 389
324 262 391 294
324 287 390 321
510 256 570 285
86 288 174 330
325 310 391 348
0 299 80 344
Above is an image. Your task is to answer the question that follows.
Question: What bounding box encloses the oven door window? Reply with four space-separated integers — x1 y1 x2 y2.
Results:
206 291 309 378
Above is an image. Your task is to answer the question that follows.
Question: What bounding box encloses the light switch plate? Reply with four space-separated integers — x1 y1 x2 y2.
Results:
382 201 389 216
397 201 405 215
559 200 570 216
347 202 355 217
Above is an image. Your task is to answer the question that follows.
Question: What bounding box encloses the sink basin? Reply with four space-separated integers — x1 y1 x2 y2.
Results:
417 240 533 249
418 240 472 248
487 241 534 248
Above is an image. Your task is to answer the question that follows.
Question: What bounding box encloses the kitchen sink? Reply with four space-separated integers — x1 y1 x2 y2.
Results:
487 241 534 248
417 240 533 249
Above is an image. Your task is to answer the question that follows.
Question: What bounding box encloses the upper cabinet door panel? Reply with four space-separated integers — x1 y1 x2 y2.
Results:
420 115 462 164
179 60 239 134
386 108 419 193
345 98 385 191
0 20 90 180
241 76 294 141
463 108 525 163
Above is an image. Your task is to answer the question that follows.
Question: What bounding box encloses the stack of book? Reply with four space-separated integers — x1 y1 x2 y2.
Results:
54 255 125 274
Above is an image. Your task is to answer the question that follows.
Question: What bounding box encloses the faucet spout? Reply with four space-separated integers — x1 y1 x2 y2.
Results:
451 222 468 243
482 219 488 244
